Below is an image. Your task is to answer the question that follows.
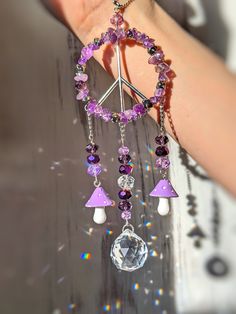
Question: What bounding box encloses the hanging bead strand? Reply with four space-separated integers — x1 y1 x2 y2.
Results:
117 123 135 221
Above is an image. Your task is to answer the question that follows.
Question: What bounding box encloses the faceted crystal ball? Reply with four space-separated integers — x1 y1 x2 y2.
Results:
117 175 135 190
110 229 148 272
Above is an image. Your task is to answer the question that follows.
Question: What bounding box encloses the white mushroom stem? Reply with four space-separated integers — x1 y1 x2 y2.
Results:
93 207 107 224
157 198 170 216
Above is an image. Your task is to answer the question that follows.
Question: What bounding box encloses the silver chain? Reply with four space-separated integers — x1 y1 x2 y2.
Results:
112 0 135 11
119 123 126 146
159 101 165 135
87 113 95 145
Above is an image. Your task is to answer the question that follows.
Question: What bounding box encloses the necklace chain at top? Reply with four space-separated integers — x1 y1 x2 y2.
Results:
112 0 135 11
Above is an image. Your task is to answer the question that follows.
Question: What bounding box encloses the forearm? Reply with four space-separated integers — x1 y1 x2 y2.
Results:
72 1 236 195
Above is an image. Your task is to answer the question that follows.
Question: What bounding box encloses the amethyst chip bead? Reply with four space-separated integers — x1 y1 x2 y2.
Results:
118 146 130 155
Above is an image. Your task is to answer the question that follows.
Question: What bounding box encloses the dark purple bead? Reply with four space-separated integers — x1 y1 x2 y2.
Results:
119 165 133 175
148 46 157 55
86 143 99 153
118 200 132 211
118 190 132 200
126 29 134 38
118 154 131 164
155 135 169 145
155 146 169 157
87 154 100 164
143 99 153 110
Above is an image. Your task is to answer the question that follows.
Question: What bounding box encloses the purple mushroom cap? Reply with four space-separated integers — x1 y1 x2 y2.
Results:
149 179 178 198
85 187 113 207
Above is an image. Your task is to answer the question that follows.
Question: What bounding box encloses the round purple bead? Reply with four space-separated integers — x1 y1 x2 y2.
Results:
118 146 130 155
155 135 169 145
85 143 98 153
87 164 102 176
121 210 132 220
87 154 100 164
156 157 170 169
118 201 132 211
118 154 131 164
119 165 133 175
155 146 169 157
118 190 132 200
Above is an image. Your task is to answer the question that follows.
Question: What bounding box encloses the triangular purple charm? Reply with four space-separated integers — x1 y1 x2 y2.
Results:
150 179 178 198
85 187 113 208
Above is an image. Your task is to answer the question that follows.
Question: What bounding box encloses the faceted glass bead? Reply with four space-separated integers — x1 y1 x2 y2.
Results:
118 155 131 164
155 135 169 145
86 143 98 153
110 229 148 272
118 190 132 200
121 210 132 220
119 165 133 175
156 157 170 169
118 201 132 211
117 175 135 190
87 154 100 164
155 146 169 157
87 164 102 176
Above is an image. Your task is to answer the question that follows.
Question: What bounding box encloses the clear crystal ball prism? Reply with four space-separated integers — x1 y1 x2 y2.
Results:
110 229 148 272
117 175 135 190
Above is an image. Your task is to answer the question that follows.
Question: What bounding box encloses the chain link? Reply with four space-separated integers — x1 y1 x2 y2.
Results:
159 101 165 135
113 0 135 11
119 123 126 146
87 113 95 145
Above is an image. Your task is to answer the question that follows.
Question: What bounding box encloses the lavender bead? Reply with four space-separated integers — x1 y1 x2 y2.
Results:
87 164 102 176
118 190 132 200
150 96 159 104
120 112 129 124
87 154 100 164
143 37 155 48
76 88 89 100
74 73 88 82
133 104 146 116
156 157 170 169
81 46 94 60
119 165 133 175
118 146 130 155
121 210 132 220
94 105 103 117
159 72 168 82
118 201 132 211
148 51 164 65
155 146 169 157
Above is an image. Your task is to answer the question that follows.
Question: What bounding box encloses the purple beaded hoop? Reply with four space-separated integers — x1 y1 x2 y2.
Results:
75 21 173 124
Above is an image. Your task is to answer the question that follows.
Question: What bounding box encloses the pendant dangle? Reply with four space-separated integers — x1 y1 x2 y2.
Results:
84 110 113 225
75 0 177 270
110 123 148 272
149 101 178 215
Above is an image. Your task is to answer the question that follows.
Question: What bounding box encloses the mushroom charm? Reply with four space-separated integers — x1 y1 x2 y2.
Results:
150 179 178 216
85 187 113 224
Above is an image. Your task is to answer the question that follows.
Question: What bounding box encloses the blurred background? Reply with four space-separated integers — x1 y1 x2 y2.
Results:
0 0 236 314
